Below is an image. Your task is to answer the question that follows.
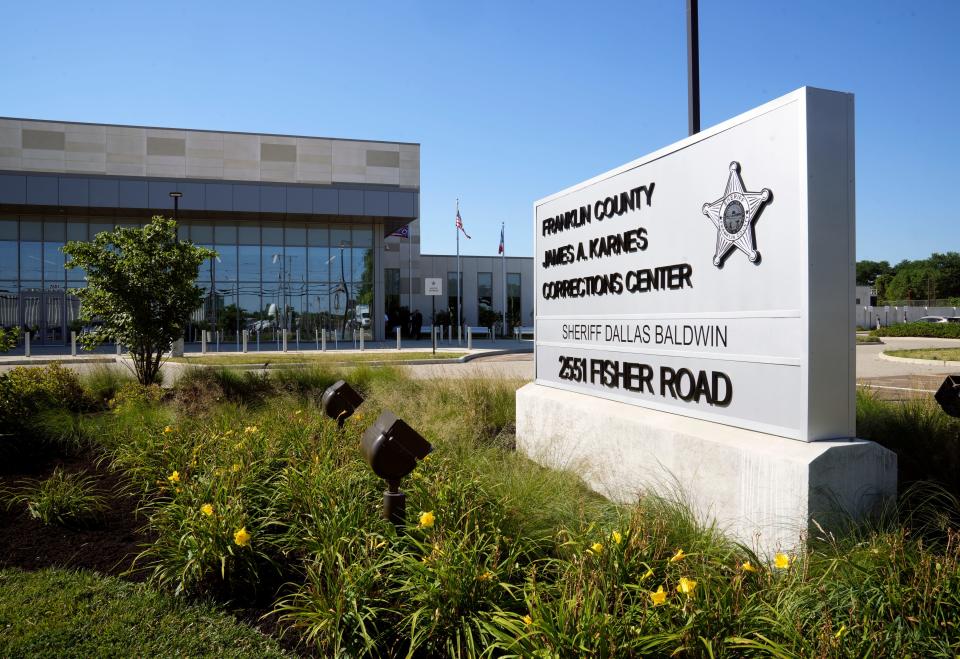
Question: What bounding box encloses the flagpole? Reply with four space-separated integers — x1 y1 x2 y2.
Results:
408 228 413 311
501 221 507 338
456 199 461 344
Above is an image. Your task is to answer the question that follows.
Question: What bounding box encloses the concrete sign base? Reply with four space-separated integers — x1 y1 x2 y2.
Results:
516 383 896 554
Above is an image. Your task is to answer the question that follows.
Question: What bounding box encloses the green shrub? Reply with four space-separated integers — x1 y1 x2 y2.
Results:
81 365 138 406
856 388 960 497
8 467 107 527
872 322 960 338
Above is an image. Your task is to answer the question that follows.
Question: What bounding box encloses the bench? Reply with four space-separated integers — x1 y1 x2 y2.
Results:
467 326 491 338
513 326 534 339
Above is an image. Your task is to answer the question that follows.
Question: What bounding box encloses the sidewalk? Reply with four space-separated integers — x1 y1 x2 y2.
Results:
0 338 534 369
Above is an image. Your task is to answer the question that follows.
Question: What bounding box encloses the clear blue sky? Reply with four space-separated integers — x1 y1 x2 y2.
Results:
3 1 957 263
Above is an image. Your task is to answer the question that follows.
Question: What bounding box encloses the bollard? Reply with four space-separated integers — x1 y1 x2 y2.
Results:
334 330 339 350
447 325 451 343
457 324 462 345
321 328 327 352
490 326 495 343
282 329 288 352
201 331 207 354
467 327 472 350
396 326 401 351
242 330 248 353
315 328 319 350
24 331 31 357
116 340 121 355
360 329 364 351
71 331 77 356
256 331 260 352
296 329 300 351
215 330 220 353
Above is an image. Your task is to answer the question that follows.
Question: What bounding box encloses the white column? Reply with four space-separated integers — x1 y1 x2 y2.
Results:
70 331 77 356
396 326 401 351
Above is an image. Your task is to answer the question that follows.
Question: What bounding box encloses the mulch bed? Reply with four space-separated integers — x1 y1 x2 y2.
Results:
0 444 150 580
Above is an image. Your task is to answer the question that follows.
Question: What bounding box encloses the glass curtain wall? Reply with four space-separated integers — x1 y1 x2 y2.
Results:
0 216 375 346
507 272 522 329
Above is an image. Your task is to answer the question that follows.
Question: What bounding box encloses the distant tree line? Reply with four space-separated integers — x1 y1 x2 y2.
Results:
857 252 960 303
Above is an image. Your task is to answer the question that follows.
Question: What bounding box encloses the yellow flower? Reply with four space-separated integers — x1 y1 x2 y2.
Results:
834 624 847 639
233 527 251 547
669 548 686 563
611 530 622 545
163 426 173 434
522 614 533 626
167 470 180 483
590 542 604 554
294 409 303 415
640 568 654 581
650 585 667 606
224 429 234 436
774 553 791 569
200 503 214 517
676 577 697 595
354 412 363 421
418 511 435 529
243 425 258 434
231 463 241 473
742 561 758 573
477 570 495 582
422 454 431 462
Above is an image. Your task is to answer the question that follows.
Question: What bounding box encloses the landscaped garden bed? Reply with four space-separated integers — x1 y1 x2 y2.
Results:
884 347 960 362
2 362 960 657
168 351 468 366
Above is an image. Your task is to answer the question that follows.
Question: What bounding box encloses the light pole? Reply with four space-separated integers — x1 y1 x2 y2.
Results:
686 0 700 136
169 191 182 221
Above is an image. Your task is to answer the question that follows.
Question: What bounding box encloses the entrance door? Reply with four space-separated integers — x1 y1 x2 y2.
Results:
19 288 67 345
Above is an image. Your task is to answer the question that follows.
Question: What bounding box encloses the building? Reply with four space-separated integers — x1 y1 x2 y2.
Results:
0 117 532 346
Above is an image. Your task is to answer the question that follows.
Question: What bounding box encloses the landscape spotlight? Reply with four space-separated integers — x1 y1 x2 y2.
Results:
934 375 960 418
321 380 364 428
361 410 433 527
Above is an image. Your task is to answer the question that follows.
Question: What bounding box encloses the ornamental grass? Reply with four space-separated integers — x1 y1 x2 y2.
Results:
3 363 958 656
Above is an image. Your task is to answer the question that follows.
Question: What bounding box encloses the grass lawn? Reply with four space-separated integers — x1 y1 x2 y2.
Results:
2 363 960 656
168 351 468 365
0 569 287 657
885 347 960 361
856 334 882 344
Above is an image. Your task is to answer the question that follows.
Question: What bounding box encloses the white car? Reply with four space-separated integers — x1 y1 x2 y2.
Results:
917 316 949 323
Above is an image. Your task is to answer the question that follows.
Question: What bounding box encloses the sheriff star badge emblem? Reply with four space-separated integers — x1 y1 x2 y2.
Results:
701 161 772 267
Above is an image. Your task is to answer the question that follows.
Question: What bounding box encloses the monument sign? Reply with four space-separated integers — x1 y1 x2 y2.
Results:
516 87 896 550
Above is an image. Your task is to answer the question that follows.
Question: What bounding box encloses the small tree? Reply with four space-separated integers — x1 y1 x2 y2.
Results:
63 216 215 385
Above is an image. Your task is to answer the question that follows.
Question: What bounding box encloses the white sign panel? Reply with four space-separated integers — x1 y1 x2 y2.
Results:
533 87 855 441
424 277 443 296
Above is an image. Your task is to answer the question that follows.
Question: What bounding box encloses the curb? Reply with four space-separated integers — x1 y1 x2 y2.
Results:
166 347 533 371
0 356 117 367
878 352 960 367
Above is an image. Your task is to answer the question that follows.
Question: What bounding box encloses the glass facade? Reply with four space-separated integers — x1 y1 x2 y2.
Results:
0 215 375 344
507 272 522 328
477 272 493 322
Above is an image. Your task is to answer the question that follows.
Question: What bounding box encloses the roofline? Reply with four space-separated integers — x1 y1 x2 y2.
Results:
0 115 420 147
422 253 533 260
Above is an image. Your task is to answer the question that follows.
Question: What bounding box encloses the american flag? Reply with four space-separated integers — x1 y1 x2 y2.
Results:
456 209 471 239
498 224 504 254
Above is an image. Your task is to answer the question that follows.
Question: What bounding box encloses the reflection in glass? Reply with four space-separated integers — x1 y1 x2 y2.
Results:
20 242 42 280
0 242 17 280
238 245 260 282
507 273 522 327
307 246 329 282
477 272 493 321
44 243 66 288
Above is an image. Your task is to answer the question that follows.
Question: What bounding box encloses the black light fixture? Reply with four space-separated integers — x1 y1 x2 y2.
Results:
321 380 365 428
361 410 432 527
169 191 182 221
935 375 960 418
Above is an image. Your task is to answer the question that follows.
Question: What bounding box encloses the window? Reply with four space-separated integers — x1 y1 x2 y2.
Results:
448 271 463 324
507 273 521 327
385 268 401 314
477 272 493 322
